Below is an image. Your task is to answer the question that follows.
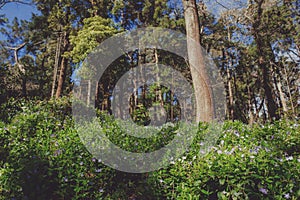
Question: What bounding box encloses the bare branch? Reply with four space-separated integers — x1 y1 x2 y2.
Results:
6 42 27 74
215 0 230 10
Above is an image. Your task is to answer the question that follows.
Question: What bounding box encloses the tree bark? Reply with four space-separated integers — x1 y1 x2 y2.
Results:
252 0 279 120
182 0 213 122
51 34 62 98
55 56 67 98
55 32 68 99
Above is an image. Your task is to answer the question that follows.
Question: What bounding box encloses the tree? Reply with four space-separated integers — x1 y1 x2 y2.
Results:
182 0 214 122
0 17 31 97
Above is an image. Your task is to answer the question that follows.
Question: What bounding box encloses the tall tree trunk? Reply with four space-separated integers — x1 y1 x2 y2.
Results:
260 58 278 120
182 0 213 122
39 54 46 97
55 32 68 99
87 79 91 106
51 34 62 98
252 0 279 120
283 64 296 117
247 85 254 125
55 56 67 98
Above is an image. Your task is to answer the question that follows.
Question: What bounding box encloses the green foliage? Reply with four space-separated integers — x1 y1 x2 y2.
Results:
0 99 299 199
68 16 119 64
0 99 112 199
148 120 300 199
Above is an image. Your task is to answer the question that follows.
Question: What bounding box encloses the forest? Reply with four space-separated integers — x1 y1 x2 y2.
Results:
0 0 299 199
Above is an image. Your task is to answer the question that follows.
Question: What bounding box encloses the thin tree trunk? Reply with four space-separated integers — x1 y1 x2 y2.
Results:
277 81 288 113
247 85 254 125
39 55 46 96
154 48 164 122
182 0 213 122
51 34 62 98
227 66 234 120
283 64 296 117
87 79 91 106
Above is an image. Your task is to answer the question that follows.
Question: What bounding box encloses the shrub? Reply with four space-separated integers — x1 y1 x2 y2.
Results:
148 120 300 199
0 99 299 199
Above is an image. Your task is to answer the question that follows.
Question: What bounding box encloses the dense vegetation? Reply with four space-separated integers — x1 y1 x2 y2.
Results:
0 0 299 199
0 98 299 199
0 0 299 123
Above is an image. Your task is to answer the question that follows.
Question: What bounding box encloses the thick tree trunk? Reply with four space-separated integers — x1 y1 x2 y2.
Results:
260 59 279 120
252 0 279 121
55 56 67 98
182 0 213 122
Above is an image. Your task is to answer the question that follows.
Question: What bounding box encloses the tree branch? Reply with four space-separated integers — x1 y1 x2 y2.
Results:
6 42 27 74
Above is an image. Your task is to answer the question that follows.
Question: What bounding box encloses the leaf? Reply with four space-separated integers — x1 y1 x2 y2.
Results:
200 189 210 195
219 178 225 185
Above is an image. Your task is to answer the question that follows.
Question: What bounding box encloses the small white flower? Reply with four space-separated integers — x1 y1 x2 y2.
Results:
284 193 290 199
259 188 268 194
200 150 206 154
286 156 293 161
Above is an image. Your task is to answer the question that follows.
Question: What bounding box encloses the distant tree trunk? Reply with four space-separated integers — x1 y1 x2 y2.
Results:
283 64 296 117
247 85 254 125
55 32 68 99
95 81 99 107
87 79 91 106
252 0 279 120
182 0 213 122
51 34 62 98
223 48 234 121
39 54 46 96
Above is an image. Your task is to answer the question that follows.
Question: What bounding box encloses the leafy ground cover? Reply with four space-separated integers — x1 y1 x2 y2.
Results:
0 99 299 199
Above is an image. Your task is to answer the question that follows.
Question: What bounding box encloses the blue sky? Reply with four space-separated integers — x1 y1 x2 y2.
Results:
0 2 38 40
0 2 38 22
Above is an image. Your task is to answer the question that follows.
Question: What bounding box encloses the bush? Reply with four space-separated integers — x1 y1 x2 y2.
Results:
0 99 299 199
148 120 300 199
